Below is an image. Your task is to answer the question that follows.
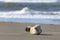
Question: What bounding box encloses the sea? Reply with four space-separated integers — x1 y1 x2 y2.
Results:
0 2 60 24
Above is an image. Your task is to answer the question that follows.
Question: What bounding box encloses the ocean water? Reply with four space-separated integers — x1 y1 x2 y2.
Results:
0 2 60 11
0 18 60 24
0 2 60 24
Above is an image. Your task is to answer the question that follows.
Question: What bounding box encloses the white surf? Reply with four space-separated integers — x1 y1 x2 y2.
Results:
0 7 60 19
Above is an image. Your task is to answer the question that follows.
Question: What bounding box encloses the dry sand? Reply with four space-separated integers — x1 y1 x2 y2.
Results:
0 22 60 40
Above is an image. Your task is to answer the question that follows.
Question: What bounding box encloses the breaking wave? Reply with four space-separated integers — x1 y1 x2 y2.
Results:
0 7 60 19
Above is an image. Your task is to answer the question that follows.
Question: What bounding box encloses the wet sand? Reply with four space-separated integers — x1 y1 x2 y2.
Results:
0 22 60 40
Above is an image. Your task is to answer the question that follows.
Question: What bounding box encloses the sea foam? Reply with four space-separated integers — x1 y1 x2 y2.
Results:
0 7 60 19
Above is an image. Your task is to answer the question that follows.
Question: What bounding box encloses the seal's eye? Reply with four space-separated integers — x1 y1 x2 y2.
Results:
35 27 37 29
35 27 38 31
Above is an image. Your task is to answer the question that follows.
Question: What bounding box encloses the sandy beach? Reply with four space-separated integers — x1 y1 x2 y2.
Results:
0 22 60 40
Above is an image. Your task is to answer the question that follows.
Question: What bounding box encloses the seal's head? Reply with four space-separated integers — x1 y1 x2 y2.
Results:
25 26 31 32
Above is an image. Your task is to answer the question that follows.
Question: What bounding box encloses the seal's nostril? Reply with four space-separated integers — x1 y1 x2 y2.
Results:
25 27 30 32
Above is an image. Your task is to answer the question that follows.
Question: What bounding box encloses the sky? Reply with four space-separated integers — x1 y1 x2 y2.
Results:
0 0 57 2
